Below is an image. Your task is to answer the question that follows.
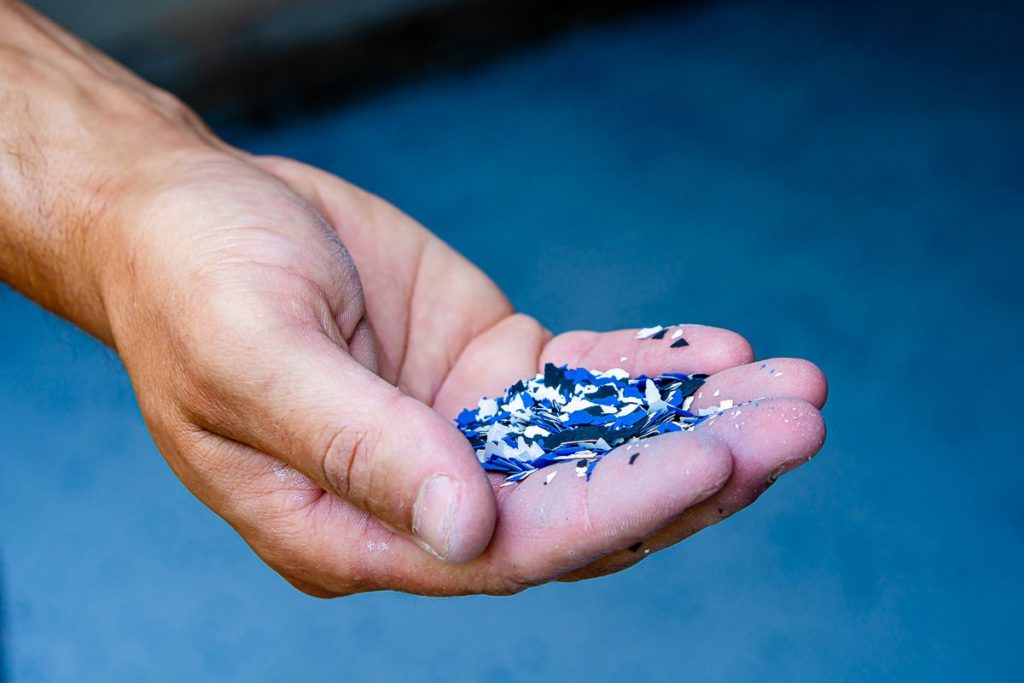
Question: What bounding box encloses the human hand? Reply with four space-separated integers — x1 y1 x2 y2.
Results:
0 2 827 596
92 151 827 595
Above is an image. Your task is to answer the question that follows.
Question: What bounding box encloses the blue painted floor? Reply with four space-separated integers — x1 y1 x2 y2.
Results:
2 0 1022 679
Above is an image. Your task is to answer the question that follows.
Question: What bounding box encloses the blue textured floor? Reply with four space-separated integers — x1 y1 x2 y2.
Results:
2 0 1022 680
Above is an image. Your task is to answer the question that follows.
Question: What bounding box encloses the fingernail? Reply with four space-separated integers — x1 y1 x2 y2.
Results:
412 474 460 560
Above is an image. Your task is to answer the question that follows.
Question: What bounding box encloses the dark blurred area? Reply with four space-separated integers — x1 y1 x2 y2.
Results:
30 0 679 124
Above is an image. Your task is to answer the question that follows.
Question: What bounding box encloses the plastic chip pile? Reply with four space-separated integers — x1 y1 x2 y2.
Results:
455 363 710 485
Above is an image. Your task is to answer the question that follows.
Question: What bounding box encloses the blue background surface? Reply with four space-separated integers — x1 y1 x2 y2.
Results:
2 0 1022 679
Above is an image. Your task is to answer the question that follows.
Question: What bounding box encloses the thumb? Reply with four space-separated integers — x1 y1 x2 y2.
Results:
207 325 497 564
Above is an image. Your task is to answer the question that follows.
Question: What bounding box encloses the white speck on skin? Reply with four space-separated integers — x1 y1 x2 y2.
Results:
713 389 720 397
635 325 665 339
620 356 628 362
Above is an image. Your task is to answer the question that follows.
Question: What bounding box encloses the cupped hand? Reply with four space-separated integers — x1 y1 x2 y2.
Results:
95 150 826 596
2 1 827 596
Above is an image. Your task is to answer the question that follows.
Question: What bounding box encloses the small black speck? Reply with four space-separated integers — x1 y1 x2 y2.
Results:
628 541 643 552
717 508 724 515
670 338 689 348
629 453 640 465
577 459 588 468
651 328 668 339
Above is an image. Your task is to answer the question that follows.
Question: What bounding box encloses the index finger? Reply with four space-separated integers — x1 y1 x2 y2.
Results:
540 324 754 377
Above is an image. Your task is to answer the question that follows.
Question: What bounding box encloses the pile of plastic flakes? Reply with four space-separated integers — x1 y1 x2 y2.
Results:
455 363 712 485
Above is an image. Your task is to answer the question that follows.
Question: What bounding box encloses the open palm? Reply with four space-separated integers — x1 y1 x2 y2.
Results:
107 152 826 597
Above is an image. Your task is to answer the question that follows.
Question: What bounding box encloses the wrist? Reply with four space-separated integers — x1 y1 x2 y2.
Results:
0 2 221 343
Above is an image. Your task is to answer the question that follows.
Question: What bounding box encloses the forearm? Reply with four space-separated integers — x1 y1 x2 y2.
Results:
0 1 214 343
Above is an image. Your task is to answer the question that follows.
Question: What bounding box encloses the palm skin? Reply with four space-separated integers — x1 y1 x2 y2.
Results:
100 151 827 597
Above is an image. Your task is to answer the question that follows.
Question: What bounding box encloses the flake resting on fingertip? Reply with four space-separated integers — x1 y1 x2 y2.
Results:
455 364 707 484
635 325 665 339
636 324 688 348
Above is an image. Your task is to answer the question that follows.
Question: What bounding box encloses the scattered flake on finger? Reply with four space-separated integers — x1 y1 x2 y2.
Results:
454 363 707 484
630 325 663 337
697 398 737 417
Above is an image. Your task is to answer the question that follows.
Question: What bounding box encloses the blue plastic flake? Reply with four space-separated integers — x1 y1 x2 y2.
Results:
455 364 710 485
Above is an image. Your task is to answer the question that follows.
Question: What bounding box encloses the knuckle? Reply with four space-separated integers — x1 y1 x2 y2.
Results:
320 425 380 502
